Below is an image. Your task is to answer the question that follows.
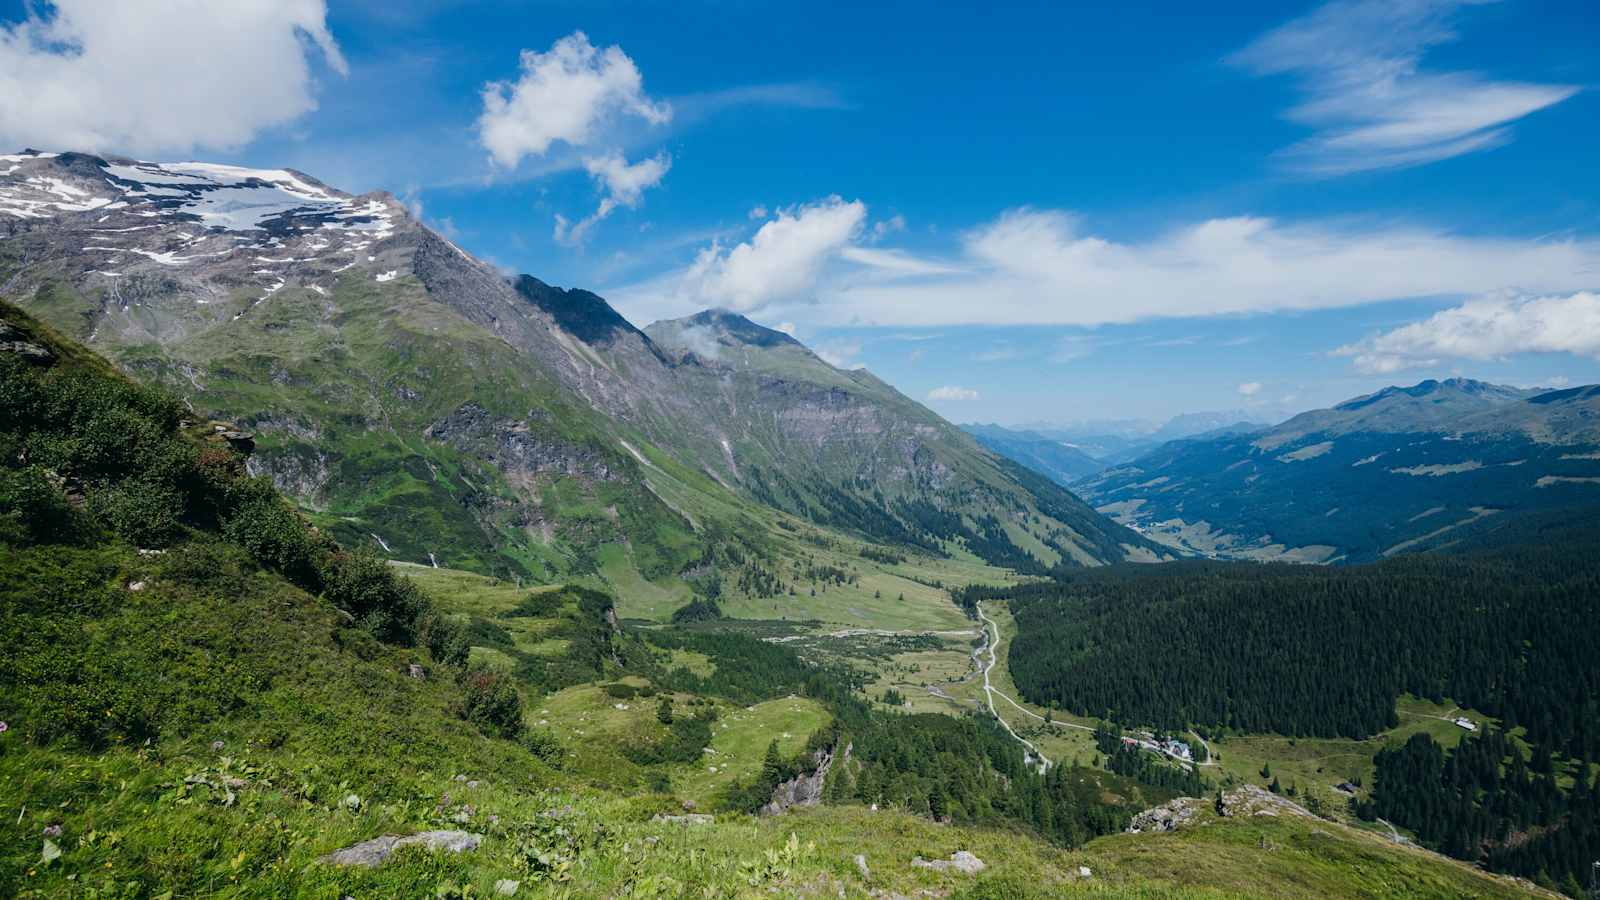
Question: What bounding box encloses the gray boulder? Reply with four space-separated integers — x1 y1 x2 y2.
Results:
911 850 986 874
319 830 482 867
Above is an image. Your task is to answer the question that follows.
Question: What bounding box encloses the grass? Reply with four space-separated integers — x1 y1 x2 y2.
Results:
674 696 831 808
1205 696 1499 823
1078 805 1541 899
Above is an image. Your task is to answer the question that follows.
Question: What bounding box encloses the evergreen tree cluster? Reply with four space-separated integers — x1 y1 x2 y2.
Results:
956 538 1600 755
1361 730 1599 896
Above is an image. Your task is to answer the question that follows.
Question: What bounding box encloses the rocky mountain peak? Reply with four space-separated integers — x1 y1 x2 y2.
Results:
513 275 648 348
664 309 800 348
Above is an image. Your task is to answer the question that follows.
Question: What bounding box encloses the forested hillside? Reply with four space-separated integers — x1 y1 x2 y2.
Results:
957 528 1600 894
959 535 1600 749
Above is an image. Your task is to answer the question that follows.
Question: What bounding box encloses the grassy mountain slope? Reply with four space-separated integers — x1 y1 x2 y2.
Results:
639 310 1168 572
1079 378 1600 562
3 152 1159 613
0 305 1542 898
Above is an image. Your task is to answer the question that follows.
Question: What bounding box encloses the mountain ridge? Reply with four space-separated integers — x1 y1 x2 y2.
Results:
1078 377 1600 563
1 149 1161 597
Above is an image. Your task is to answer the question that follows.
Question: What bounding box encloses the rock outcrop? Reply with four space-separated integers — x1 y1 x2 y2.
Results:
761 743 849 816
319 830 481 867
911 850 986 874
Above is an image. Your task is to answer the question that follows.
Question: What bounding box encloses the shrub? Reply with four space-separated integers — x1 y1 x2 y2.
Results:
460 669 524 739
89 477 184 547
523 728 563 766
320 551 429 645
0 466 78 545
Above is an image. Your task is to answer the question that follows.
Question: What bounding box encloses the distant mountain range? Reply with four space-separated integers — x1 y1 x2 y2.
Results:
1075 377 1600 563
0 149 1163 589
964 410 1270 475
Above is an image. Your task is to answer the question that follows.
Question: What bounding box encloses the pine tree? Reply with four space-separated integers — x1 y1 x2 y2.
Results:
761 739 786 788
656 696 674 725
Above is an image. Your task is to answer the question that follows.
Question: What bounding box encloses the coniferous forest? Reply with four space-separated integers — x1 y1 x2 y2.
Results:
957 530 1600 752
956 524 1600 891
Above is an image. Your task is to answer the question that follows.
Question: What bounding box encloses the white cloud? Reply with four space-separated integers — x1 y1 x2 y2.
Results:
1238 381 1264 397
676 196 866 312
0 0 344 156
872 214 907 240
748 205 769 220
928 385 980 401
816 339 862 369
837 245 964 277
1334 292 1600 374
1231 0 1578 175
555 151 671 245
822 209 1600 327
478 32 670 169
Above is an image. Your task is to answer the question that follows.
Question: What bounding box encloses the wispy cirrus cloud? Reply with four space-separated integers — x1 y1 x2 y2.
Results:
824 209 1600 328
1230 0 1578 175
1333 292 1600 374
928 385 980 401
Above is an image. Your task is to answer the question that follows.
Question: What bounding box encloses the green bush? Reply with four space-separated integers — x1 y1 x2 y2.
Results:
89 476 185 547
460 669 524 739
320 551 429 645
0 466 78 545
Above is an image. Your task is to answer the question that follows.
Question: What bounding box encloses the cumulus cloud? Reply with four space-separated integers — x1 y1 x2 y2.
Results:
1238 381 1264 397
554 151 671 245
928 386 980 401
0 0 344 155
1334 292 1600 374
478 32 670 169
677 197 866 312
823 209 1600 327
1231 0 1578 175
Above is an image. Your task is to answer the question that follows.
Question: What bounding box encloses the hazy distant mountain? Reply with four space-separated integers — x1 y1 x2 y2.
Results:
1077 378 1600 563
962 423 1110 483
1010 409 1273 464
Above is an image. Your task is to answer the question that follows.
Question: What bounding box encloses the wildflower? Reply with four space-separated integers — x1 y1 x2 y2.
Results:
43 824 63 838
0 721 9 733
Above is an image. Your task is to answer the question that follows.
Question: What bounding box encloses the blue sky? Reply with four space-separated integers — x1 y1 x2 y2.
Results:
2 0 1598 424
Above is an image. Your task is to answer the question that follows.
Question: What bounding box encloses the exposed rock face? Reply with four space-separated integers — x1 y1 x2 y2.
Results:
761 743 849 816
424 403 618 483
912 850 986 874
1125 785 1316 836
318 830 481 867
0 319 51 362
1127 796 1203 833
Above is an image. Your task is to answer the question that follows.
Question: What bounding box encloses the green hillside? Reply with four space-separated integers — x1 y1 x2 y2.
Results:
0 300 1547 898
